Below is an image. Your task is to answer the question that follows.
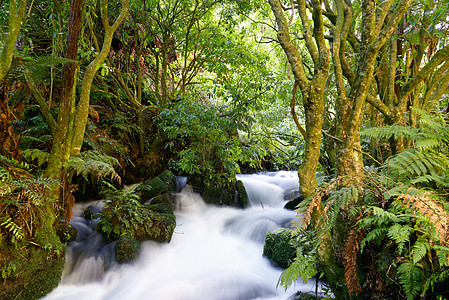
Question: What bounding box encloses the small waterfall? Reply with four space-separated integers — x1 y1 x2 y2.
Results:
44 172 326 300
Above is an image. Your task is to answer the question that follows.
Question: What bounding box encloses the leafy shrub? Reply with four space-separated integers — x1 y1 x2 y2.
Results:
157 101 266 188
97 183 176 242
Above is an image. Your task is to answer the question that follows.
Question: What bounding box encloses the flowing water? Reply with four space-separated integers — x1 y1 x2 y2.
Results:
43 171 327 300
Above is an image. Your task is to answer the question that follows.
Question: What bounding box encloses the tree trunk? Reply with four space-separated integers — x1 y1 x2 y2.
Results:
44 0 82 183
268 0 329 198
0 0 27 81
71 0 129 156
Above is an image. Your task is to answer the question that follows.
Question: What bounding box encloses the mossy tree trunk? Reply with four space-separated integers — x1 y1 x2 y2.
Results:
0 0 27 81
365 4 449 156
42 0 128 181
269 0 329 199
70 0 129 156
269 0 417 295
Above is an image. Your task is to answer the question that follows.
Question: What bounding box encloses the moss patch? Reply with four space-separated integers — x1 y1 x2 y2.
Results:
0 243 64 300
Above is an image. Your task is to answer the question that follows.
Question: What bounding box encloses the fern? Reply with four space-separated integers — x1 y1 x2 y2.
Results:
21 149 50 167
65 151 121 184
397 261 424 300
359 226 388 251
362 125 419 141
277 227 320 290
412 239 429 264
386 149 445 177
0 217 24 247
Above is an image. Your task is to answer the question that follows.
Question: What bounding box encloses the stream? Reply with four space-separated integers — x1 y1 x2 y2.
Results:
43 171 327 300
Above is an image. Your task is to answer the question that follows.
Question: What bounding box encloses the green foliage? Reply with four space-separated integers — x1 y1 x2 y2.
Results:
277 228 320 290
97 183 176 242
1 262 17 279
65 150 121 184
158 101 266 187
263 229 296 269
356 187 449 299
0 217 23 248
21 149 50 168
363 107 449 190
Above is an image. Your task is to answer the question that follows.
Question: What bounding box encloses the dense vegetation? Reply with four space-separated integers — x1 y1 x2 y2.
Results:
0 0 449 299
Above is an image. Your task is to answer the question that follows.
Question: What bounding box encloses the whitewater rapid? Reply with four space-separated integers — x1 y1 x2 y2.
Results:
43 171 326 300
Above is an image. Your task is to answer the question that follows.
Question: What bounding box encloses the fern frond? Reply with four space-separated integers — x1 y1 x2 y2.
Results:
397 261 424 300
277 250 318 290
21 149 50 167
397 192 449 247
423 269 449 297
66 151 121 184
387 224 413 255
385 149 445 180
362 125 419 140
360 226 388 251
410 174 449 188
412 239 429 264
414 138 440 150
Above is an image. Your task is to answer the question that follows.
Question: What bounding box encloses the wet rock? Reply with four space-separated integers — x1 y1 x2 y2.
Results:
158 170 177 192
151 192 175 209
188 176 249 207
115 234 140 263
263 229 296 269
137 170 177 203
284 194 304 210
236 180 249 208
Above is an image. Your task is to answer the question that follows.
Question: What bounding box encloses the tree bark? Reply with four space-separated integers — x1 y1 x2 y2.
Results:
71 0 129 156
0 0 27 81
269 0 329 198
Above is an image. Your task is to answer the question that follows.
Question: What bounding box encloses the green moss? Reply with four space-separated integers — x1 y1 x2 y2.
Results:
263 229 296 269
138 176 167 202
115 234 140 262
158 170 177 192
151 192 175 209
147 202 174 214
138 170 178 203
0 244 64 300
236 180 249 208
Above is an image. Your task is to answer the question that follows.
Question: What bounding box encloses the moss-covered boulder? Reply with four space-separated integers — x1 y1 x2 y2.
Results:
147 202 174 214
151 192 175 209
137 170 177 203
158 169 178 192
0 174 65 300
135 210 176 242
236 180 249 208
97 200 176 243
263 229 296 269
188 176 249 207
115 234 140 263
284 194 304 210
0 245 64 300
